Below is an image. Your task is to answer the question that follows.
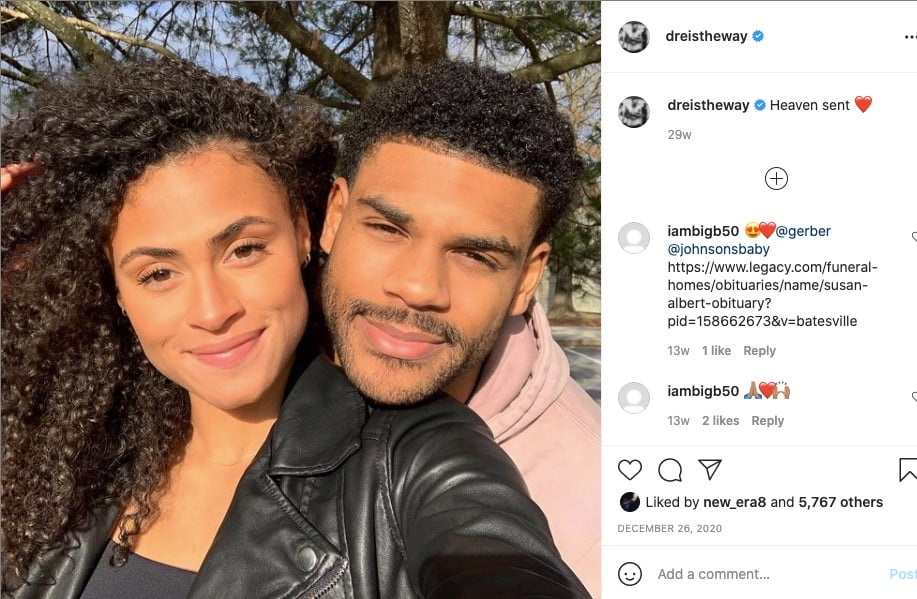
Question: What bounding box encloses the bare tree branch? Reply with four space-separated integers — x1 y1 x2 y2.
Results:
581 32 600 47
451 3 541 61
1 51 38 78
1 7 29 35
451 4 551 26
298 71 329 96
307 96 361 111
1 65 43 87
299 22 371 98
162 2 180 48
126 2 153 38
543 80 556 105
511 43 600 84
90 28 175 60
8 1 115 67
330 13 372 56
144 2 179 43
239 1 373 100
61 1 89 23
5 3 179 62
1 6 27 21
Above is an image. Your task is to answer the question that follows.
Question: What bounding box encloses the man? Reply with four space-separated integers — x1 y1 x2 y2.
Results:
319 61 601 597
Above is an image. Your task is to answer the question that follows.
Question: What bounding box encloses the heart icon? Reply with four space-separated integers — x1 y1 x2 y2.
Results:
758 222 776 238
855 96 872 112
912 232 917 243
618 459 643 480
759 382 776 399
912 391 917 402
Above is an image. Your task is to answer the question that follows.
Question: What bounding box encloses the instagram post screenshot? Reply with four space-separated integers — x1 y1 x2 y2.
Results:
1 2 603 598
604 1 915 597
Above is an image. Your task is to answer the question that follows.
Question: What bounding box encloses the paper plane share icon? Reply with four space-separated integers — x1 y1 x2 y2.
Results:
698 459 722 481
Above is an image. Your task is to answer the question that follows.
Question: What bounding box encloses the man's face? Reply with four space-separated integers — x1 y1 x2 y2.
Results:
320 142 549 405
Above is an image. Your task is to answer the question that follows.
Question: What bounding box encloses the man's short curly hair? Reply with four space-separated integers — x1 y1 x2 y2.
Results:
338 61 582 245
1 58 335 590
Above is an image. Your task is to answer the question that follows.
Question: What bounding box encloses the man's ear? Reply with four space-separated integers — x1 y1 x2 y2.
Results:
320 177 350 254
509 242 550 316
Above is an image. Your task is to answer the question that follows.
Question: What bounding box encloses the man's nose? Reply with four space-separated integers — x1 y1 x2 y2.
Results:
381 248 450 311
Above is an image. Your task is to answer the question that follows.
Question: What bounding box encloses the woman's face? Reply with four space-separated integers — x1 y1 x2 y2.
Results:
109 147 310 412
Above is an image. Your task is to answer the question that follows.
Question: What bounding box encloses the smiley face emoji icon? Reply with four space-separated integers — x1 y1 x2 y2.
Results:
618 561 643 586
745 221 761 238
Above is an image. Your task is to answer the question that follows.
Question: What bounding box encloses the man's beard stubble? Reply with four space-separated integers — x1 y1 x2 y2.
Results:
320 262 501 405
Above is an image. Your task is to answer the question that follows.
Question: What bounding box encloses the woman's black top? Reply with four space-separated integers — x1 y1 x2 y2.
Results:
81 540 195 599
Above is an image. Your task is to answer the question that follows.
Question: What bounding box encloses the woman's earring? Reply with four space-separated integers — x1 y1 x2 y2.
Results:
302 253 311 267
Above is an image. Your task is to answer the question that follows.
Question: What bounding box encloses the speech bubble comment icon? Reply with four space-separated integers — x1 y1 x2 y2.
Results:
658 458 683 482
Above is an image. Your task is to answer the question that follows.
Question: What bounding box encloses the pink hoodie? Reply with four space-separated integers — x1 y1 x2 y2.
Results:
468 302 601 598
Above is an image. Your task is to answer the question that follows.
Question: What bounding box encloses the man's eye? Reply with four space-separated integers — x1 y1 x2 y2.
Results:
229 242 266 261
459 251 498 270
367 222 401 235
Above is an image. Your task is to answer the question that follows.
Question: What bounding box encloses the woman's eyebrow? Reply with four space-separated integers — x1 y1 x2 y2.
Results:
207 216 276 247
118 246 180 269
118 216 277 269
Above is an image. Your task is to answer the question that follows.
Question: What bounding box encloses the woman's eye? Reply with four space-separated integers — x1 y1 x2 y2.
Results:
233 246 254 259
138 268 172 286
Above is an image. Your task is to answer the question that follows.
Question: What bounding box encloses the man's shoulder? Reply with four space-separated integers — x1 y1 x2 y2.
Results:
496 377 599 485
552 378 601 439
507 376 599 443
500 378 601 597
498 377 599 473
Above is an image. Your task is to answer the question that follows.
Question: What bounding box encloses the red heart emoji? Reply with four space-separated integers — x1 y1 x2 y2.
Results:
759 222 776 238
855 96 872 112
759 382 776 399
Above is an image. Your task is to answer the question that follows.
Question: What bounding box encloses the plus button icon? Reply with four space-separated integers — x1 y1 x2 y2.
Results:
765 167 788 190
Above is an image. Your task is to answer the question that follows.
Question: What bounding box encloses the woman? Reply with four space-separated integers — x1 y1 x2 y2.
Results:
1 59 587 598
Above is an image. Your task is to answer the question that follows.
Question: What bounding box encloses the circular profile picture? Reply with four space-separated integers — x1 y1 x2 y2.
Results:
619 96 649 128
618 222 650 254
618 382 650 414
620 492 641 512
619 21 649 53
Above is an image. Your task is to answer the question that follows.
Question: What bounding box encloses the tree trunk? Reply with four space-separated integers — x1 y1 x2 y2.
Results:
548 266 579 319
372 1 452 83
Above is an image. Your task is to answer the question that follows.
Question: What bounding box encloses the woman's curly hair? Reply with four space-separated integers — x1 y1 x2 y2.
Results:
1 58 336 591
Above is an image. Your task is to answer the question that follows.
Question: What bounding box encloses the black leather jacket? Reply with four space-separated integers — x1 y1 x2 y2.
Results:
13 358 589 598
